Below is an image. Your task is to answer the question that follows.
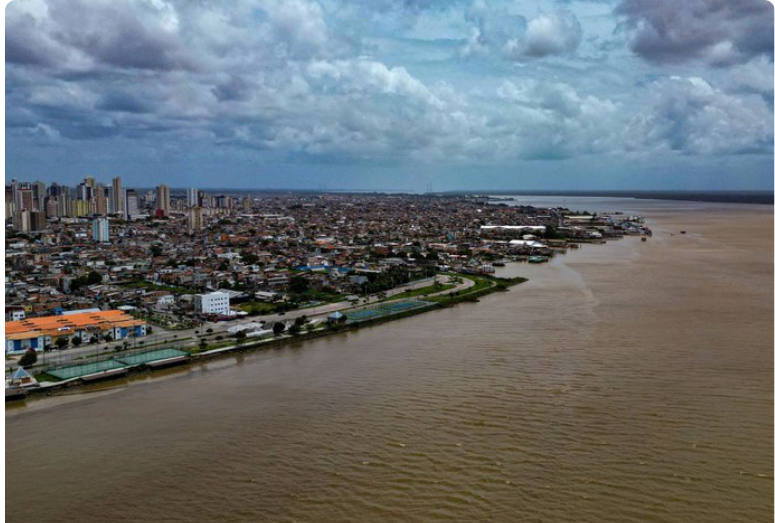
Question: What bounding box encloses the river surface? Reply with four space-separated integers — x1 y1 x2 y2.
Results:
6 197 773 523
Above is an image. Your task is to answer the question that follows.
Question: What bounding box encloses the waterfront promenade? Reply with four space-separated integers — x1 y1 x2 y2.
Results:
8 274 477 379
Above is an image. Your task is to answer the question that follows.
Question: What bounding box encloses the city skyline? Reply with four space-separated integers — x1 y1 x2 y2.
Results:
5 0 774 191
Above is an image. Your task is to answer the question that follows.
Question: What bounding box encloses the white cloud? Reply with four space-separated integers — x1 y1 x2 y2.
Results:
504 11 582 59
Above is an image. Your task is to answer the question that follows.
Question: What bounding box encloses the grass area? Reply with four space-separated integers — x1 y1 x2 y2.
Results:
33 371 62 383
428 274 527 304
237 301 279 315
387 283 455 301
131 310 195 330
299 291 347 303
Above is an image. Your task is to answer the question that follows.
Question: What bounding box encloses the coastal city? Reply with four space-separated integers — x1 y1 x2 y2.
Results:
5 176 651 397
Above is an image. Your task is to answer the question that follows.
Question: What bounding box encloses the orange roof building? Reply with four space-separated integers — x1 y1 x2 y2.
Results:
5 310 146 354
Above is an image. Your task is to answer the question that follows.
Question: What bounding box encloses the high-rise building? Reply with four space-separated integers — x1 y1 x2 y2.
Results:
92 217 110 242
59 187 71 217
70 199 90 217
188 206 204 231
19 188 34 210
111 177 124 216
33 181 46 210
77 182 93 202
156 184 170 216
13 210 46 232
187 188 199 208
45 198 60 218
95 184 108 215
12 210 30 232
10 179 20 208
215 195 231 209
125 189 139 219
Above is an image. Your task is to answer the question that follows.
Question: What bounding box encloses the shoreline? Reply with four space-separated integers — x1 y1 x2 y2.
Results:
9 274 528 402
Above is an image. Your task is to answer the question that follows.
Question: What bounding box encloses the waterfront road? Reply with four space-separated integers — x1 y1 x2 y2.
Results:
6 275 476 371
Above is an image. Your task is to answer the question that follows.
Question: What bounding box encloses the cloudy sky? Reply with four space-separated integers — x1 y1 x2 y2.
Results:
5 0 774 191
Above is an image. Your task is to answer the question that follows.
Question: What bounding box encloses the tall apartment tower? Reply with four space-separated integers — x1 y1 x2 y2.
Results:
187 188 199 208
92 217 110 242
95 184 109 215
18 188 34 211
111 177 124 216
32 181 46 210
188 206 204 231
125 189 139 219
156 184 170 216
59 186 71 217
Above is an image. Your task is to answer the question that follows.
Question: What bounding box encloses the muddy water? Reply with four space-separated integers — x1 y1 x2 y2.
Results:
6 199 773 523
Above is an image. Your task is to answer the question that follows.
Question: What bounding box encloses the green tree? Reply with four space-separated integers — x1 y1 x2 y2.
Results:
288 324 301 336
72 336 83 347
235 330 247 343
55 337 69 350
272 322 286 335
18 349 38 367
289 275 310 294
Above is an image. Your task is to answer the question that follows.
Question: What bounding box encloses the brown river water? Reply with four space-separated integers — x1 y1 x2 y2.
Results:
5 198 773 523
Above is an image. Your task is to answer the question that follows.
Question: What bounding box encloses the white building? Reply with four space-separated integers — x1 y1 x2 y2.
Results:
92 217 110 242
194 292 231 315
187 187 199 208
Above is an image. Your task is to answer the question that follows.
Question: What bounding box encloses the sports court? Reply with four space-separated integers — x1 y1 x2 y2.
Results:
117 348 189 365
46 348 190 380
347 300 434 322
47 359 128 380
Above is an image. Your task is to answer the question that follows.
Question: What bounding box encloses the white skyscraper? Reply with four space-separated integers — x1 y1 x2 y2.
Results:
187 188 199 208
92 217 110 242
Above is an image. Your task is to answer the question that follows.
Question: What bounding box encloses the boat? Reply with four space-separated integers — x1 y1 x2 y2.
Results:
528 256 547 264
680 230 686 234
641 237 647 242
492 261 505 267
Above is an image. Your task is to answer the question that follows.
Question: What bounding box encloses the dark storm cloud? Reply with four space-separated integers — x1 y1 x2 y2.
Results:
95 92 153 114
7 0 195 72
616 0 774 66
211 76 252 103
52 0 195 71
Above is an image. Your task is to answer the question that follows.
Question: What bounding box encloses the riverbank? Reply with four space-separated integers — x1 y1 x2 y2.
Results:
16 274 528 399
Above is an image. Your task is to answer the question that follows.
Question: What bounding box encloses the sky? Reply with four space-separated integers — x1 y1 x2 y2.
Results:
4 0 774 191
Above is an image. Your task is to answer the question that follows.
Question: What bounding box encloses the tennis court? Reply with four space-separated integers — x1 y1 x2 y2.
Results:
117 348 189 365
347 300 433 322
47 359 128 380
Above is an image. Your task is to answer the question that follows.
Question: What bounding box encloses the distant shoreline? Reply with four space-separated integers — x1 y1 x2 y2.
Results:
456 190 775 205
150 188 773 205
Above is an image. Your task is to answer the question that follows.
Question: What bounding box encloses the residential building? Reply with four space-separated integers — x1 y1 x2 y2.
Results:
188 206 204 231
156 184 170 216
92 217 110 242
187 187 199 208
111 177 124 216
